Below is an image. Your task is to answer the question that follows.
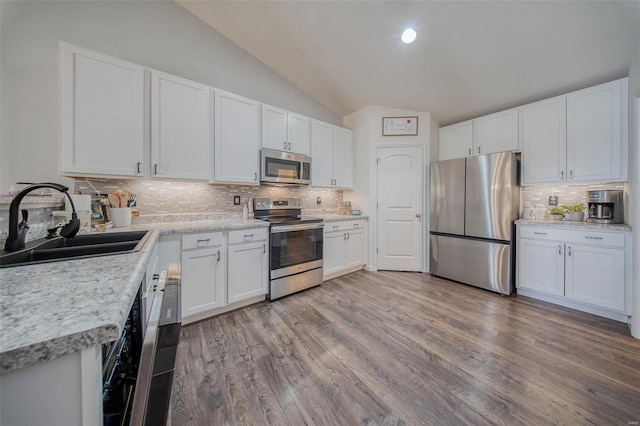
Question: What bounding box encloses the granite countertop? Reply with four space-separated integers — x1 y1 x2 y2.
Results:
312 214 368 222
0 218 269 374
0 195 65 209
515 219 632 232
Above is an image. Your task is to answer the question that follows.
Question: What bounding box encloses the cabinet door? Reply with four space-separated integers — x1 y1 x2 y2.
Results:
310 120 334 187
345 228 365 268
567 79 624 182
517 239 564 296
214 91 260 184
60 42 144 177
521 95 567 184
473 107 519 155
228 241 268 303
332 127 354 189
438 120 473 160
323 231 347 277
262 104 288 151
287 112 311 155
151 71 212 180
181 247 226 317
565 244 625 312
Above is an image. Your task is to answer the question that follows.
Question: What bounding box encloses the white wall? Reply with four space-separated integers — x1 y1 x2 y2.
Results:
343 105 437 272
627 38 640 338
0 0 341 193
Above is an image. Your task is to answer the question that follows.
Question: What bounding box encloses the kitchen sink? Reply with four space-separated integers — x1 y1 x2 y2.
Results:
0 230 151 268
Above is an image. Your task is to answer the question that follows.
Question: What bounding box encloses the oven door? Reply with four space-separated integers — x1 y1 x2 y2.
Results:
270 223 323 278
261 148 311 185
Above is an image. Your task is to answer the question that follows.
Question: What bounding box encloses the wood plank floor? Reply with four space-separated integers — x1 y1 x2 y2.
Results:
170 271 640 425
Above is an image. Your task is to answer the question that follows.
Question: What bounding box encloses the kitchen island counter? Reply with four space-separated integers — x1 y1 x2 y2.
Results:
515 219 631 232
0 218 269 373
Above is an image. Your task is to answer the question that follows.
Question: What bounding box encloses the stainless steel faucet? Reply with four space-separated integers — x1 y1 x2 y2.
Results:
4 183 80 252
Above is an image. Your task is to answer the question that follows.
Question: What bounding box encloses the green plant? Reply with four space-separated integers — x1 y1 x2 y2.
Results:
548 206 566 215
561 203 585 213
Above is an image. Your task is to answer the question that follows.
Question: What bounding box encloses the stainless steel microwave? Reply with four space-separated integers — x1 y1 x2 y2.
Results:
261 148 311 185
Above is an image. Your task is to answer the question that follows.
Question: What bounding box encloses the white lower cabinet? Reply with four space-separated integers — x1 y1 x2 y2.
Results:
181 232 226 319
516 225 629 320
323 220 366 280
227 229 268 304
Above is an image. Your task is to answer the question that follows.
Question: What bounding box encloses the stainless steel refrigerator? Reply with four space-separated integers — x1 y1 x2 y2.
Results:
429 152 520 295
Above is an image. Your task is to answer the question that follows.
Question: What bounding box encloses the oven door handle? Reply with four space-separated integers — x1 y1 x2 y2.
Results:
271 223 324 233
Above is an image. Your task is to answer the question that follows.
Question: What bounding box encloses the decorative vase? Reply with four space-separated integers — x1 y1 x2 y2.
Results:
567 212 584 222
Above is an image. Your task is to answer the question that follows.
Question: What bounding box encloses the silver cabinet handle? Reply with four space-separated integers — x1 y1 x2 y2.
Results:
343 233 347 240
561 170 564 179
478 146 481 154
569 170 573 180
154 164 158 175
254 172 257 181
217 250 221 261
416 213 423 218
568 246 572 256
288 142 291 150
533 232 547 236
585 236 603 240
197 238 210 243
137 162 141 173
468 148 471 155
244 234 254 239
263 244 266 254
558 245 562 255
353 223 359 228
347 232 350 240
333 225 339 230
283 141 287 150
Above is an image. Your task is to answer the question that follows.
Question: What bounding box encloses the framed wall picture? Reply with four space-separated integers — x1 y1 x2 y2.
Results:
382 116 418 136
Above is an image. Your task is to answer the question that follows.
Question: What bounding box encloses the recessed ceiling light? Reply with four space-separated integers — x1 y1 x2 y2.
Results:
401 28 416 44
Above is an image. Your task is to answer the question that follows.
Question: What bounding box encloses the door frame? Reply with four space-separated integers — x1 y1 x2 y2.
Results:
631 90 640 339
374 143 428 273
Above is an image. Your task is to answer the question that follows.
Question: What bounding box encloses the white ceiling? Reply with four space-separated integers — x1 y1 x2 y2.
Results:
178 1 640 126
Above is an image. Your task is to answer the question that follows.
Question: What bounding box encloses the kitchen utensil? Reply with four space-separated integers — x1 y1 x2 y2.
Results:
108 193 120 208
128 193 137 207
118 190 130 209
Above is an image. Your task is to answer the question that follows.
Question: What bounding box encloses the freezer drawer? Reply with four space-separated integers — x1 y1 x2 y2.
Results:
430 234 513 295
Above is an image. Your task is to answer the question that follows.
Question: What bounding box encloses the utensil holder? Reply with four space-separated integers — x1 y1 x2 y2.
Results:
110 207 132 228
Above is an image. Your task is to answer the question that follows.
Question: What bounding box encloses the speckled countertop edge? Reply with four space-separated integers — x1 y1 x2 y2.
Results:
311 214 369 222
0 218 269 373
515 219 632 232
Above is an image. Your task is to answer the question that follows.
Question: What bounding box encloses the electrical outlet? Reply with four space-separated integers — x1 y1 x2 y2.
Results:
316 197 321 205
233 196 241 205
548 196 558 206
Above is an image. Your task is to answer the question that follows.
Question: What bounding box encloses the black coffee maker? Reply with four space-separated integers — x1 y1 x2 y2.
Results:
586 190 623 224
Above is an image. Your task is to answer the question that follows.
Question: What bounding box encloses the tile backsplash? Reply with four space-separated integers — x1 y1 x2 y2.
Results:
522 182 624 207
73 179 344 215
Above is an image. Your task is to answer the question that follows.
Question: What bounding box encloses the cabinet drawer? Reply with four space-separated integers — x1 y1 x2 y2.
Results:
564 230 625 248
182 232 224 250
325 220 366 233
519 227 561 240
228 228 268 245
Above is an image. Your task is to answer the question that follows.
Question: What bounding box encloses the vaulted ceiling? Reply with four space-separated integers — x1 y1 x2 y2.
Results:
178 1 640 126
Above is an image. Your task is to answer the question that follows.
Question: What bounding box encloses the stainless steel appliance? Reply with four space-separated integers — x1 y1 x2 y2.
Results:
587 190 623 224
254 198 323 299
430 152 520 295
101 261 179 426
261 148 311 185
130 262 181 426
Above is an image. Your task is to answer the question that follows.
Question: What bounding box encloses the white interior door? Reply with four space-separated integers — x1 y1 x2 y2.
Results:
377 146 423 271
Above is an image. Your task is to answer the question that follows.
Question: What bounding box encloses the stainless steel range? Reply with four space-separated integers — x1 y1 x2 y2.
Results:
253 198 324 300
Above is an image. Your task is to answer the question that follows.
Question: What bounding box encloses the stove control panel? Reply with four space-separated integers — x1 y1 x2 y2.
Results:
253 198 302 210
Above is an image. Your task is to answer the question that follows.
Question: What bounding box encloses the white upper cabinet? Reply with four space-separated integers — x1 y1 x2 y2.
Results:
332 127 355 189
473 107 519 155
522 78 627 185
567 79 626 182
521 95 567 184
60 42 144 177
310 120 334 187
438 120 473 160
151 71 213 181
214 90 261 185
262 104 311 155
310 120 354 189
